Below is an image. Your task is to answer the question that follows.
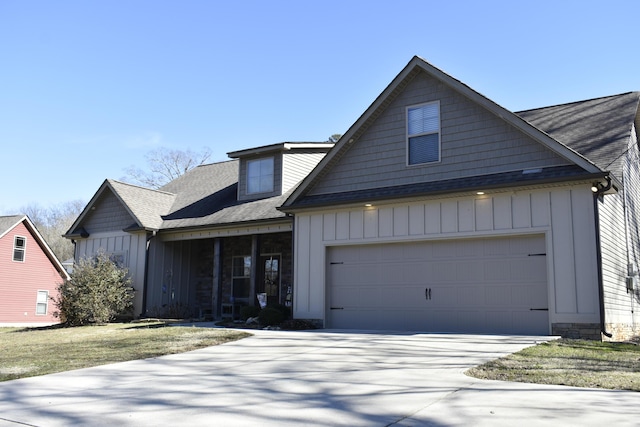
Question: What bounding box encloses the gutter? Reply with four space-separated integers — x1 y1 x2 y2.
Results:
593 176 613 339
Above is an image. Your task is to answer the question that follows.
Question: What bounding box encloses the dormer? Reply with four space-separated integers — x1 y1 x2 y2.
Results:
228 142 334 201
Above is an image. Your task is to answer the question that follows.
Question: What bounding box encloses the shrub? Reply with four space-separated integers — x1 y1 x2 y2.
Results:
53 251 134 326
258 307 285 326
270 304 291 320
239 305 261 321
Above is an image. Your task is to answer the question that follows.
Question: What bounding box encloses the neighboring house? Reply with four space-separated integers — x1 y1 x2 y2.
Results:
64 143 333 321
281 56 640 341
0 215 69 326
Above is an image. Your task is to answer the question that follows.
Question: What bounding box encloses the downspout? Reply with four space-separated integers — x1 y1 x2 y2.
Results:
593 176 613 338
141 230 157 318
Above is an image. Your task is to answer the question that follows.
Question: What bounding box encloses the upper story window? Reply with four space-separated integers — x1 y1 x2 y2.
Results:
13 236 26 262
247 157 274 194
407 101 440 165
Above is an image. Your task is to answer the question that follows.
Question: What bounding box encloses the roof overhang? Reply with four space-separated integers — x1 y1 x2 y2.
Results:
280 169 616 213
228 142 334 158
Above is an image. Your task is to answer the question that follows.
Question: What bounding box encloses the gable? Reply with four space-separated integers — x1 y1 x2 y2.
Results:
80 189 138 234
307 70 572 197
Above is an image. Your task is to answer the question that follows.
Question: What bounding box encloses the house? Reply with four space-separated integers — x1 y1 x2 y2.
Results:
0 215 69 326
280 56 640 340
64 142 333 321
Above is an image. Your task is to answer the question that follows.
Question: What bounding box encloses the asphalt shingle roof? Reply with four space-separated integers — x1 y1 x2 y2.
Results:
516 92 640 180
0 215 24 237
106 180 176 230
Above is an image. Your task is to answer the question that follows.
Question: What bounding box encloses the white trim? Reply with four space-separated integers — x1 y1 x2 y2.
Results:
406 100 441 166
12 235 26 263
35 290 49 315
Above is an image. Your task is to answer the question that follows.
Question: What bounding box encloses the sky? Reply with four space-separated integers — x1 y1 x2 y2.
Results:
1 0 639 213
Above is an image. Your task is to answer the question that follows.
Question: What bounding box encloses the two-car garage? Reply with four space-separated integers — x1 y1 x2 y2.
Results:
326 234 549 335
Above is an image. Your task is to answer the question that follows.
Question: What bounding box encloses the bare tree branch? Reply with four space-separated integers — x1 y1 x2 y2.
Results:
124 147 213 188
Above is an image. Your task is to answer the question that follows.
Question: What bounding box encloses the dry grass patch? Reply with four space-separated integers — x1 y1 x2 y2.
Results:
0 323 250 382
467 338 640 391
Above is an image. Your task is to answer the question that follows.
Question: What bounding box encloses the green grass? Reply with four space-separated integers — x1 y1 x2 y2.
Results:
0 323 250 382
466 339 640 391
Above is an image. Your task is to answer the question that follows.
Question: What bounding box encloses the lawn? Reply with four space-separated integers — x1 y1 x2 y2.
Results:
466 338 640 391
0 322 250 382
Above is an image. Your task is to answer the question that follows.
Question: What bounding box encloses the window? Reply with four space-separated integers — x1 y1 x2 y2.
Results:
232 256 251 299
13 236 26 262
247 157 274 194
36 290 48 315
407 101 440 165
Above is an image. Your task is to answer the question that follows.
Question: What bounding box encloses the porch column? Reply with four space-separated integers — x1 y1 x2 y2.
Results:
250 235 259 306
212 238 222 319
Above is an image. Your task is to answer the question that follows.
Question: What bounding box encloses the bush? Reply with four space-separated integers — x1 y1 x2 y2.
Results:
270 304 291 320
239 305 261 321
53 251 134 326
258 307 285 326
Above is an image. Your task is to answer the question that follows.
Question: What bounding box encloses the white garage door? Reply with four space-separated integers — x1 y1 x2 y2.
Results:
327 234 549 334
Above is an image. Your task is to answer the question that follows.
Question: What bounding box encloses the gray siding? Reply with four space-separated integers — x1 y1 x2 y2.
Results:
237 153 283 201
82 190 136 233
309 70 570 196
282 151 327 193
293 184 601 327
74 231 147 317
600 126 640 333
145 239 196 316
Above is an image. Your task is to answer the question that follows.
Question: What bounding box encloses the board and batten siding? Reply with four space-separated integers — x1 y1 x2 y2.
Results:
308 70 570 196
293 184 600 328
145 239 195 316
74 231 147 317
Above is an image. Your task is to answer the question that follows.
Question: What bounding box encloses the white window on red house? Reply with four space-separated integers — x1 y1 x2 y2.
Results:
13 236 26 262
36 290 49 315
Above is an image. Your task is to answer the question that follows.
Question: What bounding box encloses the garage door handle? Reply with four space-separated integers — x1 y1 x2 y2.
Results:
530 308 548 311
330 307 344 310
425 288 431 300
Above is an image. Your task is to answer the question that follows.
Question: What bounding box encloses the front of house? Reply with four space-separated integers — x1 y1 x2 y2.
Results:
64 142 333 320
65 56 640 340
281 57 640 341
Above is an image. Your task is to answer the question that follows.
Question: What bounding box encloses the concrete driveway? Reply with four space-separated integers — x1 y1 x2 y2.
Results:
0 329 638 426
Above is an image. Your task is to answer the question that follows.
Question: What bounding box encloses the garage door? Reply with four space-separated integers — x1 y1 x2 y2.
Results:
327 234 549 334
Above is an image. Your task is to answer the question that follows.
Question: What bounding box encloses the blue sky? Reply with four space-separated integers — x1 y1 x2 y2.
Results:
1 0 638 213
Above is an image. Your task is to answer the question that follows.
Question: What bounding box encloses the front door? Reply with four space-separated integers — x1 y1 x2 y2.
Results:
259 254 281 306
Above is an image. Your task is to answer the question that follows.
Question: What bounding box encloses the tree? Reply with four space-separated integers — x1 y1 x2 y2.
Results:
22 200 85 262
53 251 134 326
124 147 213 189
327 134 342 143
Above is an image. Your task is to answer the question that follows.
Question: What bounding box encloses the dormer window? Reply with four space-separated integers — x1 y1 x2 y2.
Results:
247 157 274 194
407 101 440 165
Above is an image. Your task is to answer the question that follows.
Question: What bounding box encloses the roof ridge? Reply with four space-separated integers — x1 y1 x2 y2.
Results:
107 179 176 196
516 92 639 114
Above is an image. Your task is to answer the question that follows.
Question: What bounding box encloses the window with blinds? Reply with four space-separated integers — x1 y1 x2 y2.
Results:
407 102 440 165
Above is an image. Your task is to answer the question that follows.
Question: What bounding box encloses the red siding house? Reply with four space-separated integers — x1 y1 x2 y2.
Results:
0 215 69 326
